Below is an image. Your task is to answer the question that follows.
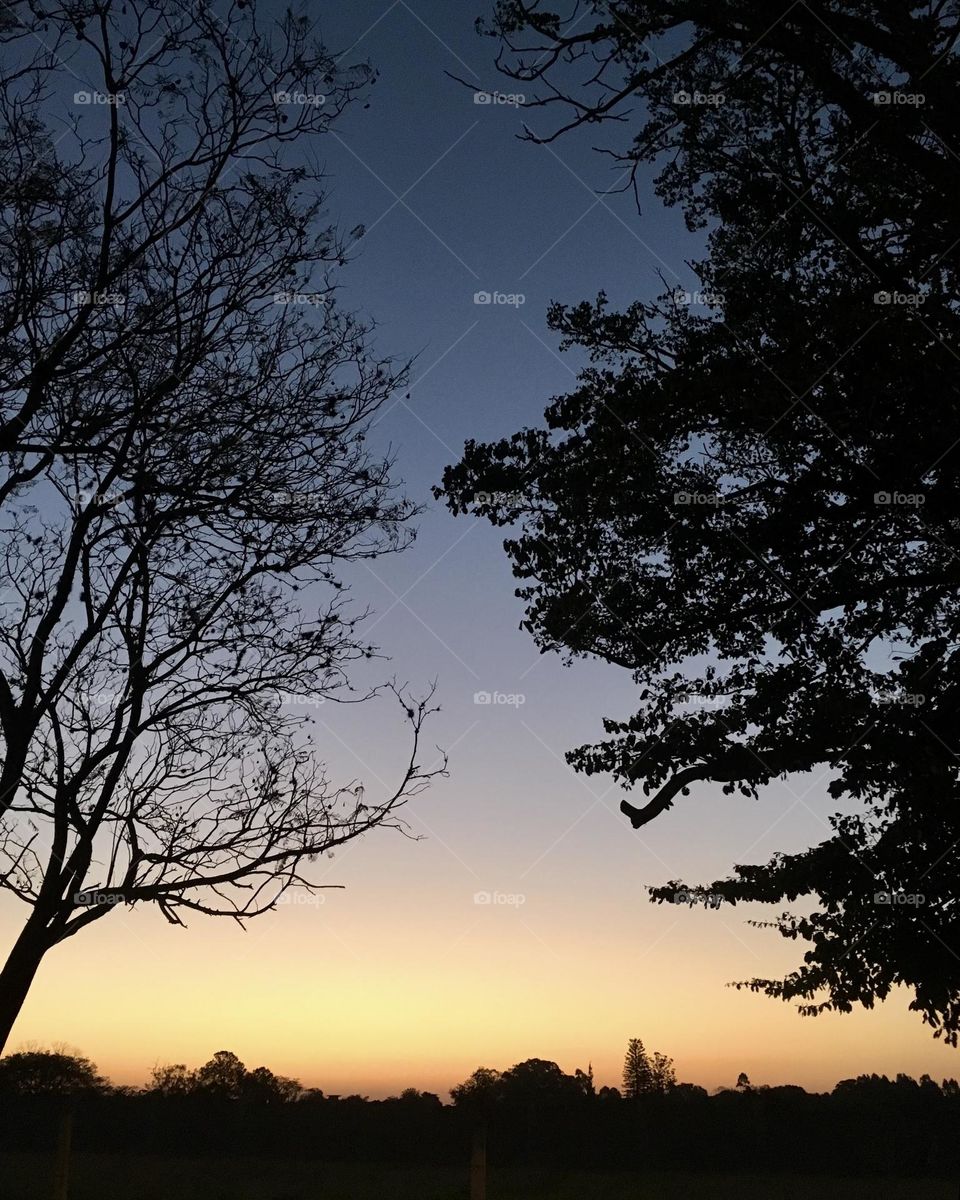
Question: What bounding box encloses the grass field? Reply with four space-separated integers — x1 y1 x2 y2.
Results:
0 1154 956 1200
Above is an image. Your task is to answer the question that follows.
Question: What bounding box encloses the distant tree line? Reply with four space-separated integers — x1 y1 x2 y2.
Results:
2 1043 960 1176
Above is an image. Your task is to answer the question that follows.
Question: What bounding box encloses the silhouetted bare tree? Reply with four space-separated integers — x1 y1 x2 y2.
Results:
0 0 444 1050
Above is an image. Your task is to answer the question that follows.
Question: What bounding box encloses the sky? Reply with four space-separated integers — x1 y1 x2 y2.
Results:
2 0 958 1098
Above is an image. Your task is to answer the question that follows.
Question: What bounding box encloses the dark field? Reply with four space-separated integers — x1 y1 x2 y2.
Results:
0 1155 956 1200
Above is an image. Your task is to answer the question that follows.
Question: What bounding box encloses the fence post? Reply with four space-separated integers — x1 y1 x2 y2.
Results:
51 1102 73 1200
470 1122 486 1200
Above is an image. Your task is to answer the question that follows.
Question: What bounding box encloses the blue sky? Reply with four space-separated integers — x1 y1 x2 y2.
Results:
5 0 957 1096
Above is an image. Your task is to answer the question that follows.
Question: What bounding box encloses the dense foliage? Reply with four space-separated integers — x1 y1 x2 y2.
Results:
441 0 960 1041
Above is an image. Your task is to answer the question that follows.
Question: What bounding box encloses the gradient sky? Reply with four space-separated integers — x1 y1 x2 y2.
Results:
2 0 958 1098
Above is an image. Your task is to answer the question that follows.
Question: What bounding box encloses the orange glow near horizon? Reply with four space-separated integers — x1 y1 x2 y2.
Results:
4 829 956 1099
3 0 957 1124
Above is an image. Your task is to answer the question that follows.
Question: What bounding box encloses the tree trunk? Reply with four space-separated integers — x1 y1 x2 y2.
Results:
0 915 51 1054
469 1123 486 1200
51 1103 73 1200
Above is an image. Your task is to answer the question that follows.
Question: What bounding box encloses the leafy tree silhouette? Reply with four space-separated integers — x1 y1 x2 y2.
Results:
622 1038 653 1100
1 1045 958 1177
450 1066 503 1112
441 0 960 1043
242 1065 302 1105
0 1046 106 1095
148 1063 196 1099
650 1052 677 1094
196 1051 248 1102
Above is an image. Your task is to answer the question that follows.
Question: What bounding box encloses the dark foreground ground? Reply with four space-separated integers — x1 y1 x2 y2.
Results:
0 1155 956 1200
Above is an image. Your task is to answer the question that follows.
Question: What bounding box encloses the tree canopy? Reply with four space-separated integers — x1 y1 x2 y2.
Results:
4 1045 960 1176
441 1 960 1040
0 1045 106 1094
150 1050 301 1103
